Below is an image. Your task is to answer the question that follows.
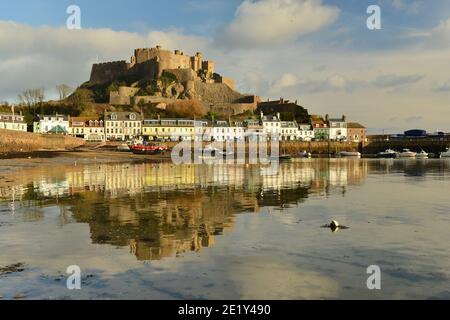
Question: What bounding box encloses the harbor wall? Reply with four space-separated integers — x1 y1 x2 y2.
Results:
0 129 86 153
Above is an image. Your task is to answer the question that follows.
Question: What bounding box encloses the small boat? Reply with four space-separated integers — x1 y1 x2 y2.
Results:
299 150 312 158
279 154 292 161
270 154 292 161
117 144 130 152
339 151 361 157
416 150 429 159
399 149 417 158
440 148 450 158
376 149 398 159
130 144 168 155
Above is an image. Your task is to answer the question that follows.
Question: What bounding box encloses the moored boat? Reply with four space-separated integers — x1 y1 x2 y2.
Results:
130 144 168 155
399 149 417 158
270 154 292 161
416 150 429 159
299 150 312 158
376 149 398 159
117 144 131 152
440 148 450 158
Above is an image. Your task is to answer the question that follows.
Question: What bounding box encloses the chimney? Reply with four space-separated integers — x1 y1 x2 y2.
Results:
260 111 264 119
342 115 346 122
325 114 329 122
156 45 162 50
277 112 280 120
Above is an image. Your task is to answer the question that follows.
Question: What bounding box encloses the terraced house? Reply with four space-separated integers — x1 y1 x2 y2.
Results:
142 118 197 141
0 112 27 132
105 112 142 141
69 117 105 142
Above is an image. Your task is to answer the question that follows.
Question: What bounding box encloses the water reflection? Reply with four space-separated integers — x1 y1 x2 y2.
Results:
0 159 371 261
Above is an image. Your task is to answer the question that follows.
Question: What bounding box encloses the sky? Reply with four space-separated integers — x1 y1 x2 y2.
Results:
1 0 450 133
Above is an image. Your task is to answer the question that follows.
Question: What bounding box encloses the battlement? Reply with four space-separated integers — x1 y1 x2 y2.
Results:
89 46 217 84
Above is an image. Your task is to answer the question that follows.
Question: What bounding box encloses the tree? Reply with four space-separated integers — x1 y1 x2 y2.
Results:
68 89 94 113
56 84 73 100
18 88 45 114
165 99 206 118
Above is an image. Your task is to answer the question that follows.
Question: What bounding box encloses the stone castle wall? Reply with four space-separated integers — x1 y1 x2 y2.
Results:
90 61 129 84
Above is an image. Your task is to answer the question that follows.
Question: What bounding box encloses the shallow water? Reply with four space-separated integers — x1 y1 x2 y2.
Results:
0 158 449 299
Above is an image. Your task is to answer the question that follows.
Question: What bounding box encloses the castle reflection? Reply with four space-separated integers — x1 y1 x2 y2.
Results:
0 159 371 261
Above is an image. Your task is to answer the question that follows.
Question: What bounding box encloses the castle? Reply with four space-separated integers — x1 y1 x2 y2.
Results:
90 45 234 88
89 45 257 115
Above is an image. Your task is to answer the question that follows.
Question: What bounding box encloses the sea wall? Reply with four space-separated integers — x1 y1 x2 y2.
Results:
0 129 86 153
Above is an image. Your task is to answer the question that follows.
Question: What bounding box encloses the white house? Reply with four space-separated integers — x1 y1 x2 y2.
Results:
105 111 142 141
298 124 315 141
0 113 27 132
327 115 347 141
261 112 281 140
280 120 299 141
33 114 69 134
210 120 246 142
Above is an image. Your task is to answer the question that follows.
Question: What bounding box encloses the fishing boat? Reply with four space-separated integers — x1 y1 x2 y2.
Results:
339 151 361 157
299 150 312 158
440 148 450 158
399 149 417 158
117 144 131 152
416 150 429 159
130 144 168 155
376 149 398 159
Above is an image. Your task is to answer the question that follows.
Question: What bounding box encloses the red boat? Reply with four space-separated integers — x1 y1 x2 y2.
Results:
130 144 168 155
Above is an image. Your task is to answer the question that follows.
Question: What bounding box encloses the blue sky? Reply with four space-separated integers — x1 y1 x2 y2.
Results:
1 0 450 132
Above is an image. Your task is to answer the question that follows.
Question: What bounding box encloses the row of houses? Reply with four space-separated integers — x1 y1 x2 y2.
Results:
1 111 366 143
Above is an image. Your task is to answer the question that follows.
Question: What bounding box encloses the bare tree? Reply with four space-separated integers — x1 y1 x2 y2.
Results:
56 84 73 100
18 88 45 114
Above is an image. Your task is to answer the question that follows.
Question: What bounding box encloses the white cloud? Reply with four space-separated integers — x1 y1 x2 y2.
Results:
0 21 207 100
372 74 424 88
215 0 339 49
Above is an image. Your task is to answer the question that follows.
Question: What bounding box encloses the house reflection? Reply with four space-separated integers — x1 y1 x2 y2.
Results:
0 159 372 261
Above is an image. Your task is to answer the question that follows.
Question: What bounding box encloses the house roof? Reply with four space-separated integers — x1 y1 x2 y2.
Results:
48 125 68 134
347 122 366 129
104 112 142 121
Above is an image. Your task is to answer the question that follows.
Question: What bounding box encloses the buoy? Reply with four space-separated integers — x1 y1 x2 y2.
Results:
330 220 340 228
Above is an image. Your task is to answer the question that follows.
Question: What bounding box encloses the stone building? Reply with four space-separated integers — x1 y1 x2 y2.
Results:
347 122 367 142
